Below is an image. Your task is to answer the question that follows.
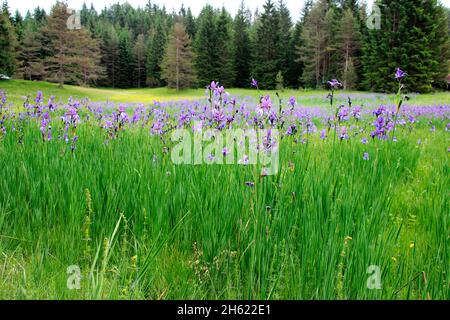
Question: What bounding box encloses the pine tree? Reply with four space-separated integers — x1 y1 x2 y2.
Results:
0 4 17 76
133 34 147 88
337 8 361 89
12 10 24 41
216 7 235 87
194 5 219 87
99 25 120 87
42 1 81 87
233 2 252 88
290 0 313 88
161 22 197 90
146 18 167 87
277 0 293 87
185 8 196 39
253 0 280 89
17 26 44 80
117 29 134 88
300 0 328 87
76 29 105 86
362 0 450 92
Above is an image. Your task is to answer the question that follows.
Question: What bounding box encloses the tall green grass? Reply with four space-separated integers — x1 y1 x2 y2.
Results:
0 115 448 299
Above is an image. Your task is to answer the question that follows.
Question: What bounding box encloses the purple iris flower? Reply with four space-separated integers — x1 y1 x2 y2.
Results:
251 78 258 88
328 79 342 89
289 96 296 107
395 68 406 81
320 129 327 140
363 152 369 161
261 95 272 112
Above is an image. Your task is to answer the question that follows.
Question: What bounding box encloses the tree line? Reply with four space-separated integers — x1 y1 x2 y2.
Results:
0 0 449 92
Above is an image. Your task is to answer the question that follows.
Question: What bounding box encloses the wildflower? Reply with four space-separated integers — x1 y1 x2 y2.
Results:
245 181 255 187
35 91 43 104
361 137 368 145
286 124 297 136
260 95 272 112
209 81 218 91
351 106 361 119
320 129 327 140
339 126 349 140
327 79 342 89
251 78 258 88
363 152 369 161
238 155 249 165
395 68 406 81
288 96 296 108
222 147 229 157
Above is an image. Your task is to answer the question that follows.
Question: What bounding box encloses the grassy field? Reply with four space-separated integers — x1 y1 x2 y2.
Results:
0 81 448 299
2 79 450 107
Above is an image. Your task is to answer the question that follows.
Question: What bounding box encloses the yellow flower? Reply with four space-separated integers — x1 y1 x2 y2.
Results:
409 242 415 249
391 256 398 263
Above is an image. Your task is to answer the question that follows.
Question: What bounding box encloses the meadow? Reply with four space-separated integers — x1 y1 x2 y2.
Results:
0 80 448 300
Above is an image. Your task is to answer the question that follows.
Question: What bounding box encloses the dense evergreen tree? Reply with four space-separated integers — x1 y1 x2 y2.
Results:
17 26 44 80
362 0 450 92
117 29 134 88
253 0 280 89
146 18 167 87
216 8 235 87
233 2 252 87
133 34 147 88
184 8 197 40
277 0 293 87
0 3 16 76
0 1 448 92
161 22 197 90
194 5 219 87
99 25 120 88
337 8 361 89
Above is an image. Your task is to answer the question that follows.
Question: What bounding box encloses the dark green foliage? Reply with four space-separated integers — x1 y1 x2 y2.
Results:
194 5 220 87
0 6 16 76
0 1 449 92
216 8 235 87
362 0 450 93
253 0 281 89
117 29 134 88
146 19 167 87
233 2 252 88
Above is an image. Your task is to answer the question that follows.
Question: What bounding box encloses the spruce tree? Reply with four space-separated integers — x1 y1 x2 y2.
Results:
146 18 167 87
184 8 196 39
161 22 197 90
337 8 361 89
0 5 16 76
233 2 252 88
42 1 80 87
17 26 44 80
300 0 328 87
216 7 235 87
277 0 293 87
117 29 134 88
99 25 120 87
362 0 449 92
194 5 219 87
253 0 280 89
133 34 147 88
